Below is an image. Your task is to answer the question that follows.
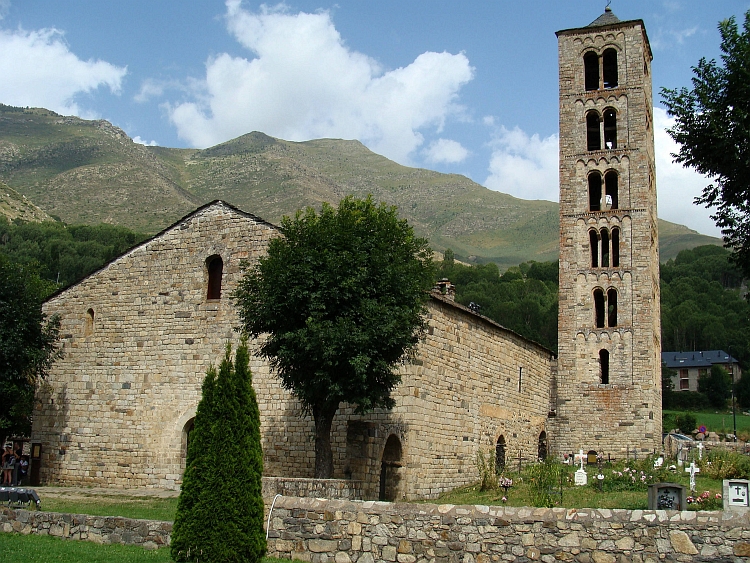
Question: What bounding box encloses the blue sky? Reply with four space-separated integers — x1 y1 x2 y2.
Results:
0 1 747 236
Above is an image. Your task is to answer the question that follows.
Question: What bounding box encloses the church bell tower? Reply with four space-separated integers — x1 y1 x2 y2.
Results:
554 7 661 456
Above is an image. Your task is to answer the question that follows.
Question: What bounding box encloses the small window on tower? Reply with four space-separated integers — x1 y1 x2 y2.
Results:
206 255 223 300
587 111 601 151
594 288 605 328
611 228 620 267
607 288 618 327
602 48 618 88
605 171 618 209
584 51 599 91
588 172 602 211
601 229 610 267
589 229 599 268
603 108 617 149
599 349 610 384
84 308 95 336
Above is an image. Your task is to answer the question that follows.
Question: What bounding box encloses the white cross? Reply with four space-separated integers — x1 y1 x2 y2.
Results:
685 461 700 492
696 442 704 460
574 449 585 471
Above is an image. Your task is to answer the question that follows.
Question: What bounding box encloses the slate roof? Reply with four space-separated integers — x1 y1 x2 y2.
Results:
661 350 738 369
588 6 620 27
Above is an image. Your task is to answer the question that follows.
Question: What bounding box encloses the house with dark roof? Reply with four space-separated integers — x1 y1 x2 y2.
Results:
661 350 741 392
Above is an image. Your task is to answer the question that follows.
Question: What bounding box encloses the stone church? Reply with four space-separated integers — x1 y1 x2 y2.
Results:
30 8 661 500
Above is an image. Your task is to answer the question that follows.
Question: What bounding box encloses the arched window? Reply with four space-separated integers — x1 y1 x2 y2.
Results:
603 49 618 88
594 288 605 328
181 417 195 470
600 229 610 267
380 435 403 502
586 111 601 151
611 228 620 267
588 172 602 211
206 255 223 300
604 171 619 209
538 431 548 461
603 108 617 149
84 308 94 336
607 288 618 327
589 229 599 268
584 51 600 91
495 435 506 473
599 349 610 384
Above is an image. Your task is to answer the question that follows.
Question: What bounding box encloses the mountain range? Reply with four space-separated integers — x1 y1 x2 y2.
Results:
0 104 720 267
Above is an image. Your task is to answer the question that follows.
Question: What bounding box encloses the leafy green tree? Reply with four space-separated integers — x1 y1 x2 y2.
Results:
699 365 733 410
0 255 60 437
661 363 676 409
234 196 434 478
661 11 750 276
171 341 265 563
736 372 750 409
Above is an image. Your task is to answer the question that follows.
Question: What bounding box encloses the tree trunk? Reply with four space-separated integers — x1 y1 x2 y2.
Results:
313 403 338 478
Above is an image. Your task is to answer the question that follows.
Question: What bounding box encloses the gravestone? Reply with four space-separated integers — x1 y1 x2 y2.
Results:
684 461 700 492
574 449 587 486
648 483 686 511
723 479 750 512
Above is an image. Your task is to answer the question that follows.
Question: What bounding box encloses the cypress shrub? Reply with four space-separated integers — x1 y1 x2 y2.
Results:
171 341 266 563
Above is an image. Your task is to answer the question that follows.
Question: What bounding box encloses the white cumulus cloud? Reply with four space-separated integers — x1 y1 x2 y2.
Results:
423 138 468 164
484 125 559 201
0 27 126 116
132 136 159 146
167 1 473 164
654 106 720 236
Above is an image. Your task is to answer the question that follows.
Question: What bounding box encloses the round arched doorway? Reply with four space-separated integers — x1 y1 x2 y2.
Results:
379 435 403 501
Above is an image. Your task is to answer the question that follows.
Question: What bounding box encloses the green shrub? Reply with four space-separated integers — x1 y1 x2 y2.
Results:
701 450 750 480
675 412 697 434
527 458 564 507
171 341 265 563
475 449 497 491
669 392 710 411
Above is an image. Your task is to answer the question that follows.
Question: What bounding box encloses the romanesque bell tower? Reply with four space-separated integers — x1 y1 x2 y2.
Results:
553 7 661 457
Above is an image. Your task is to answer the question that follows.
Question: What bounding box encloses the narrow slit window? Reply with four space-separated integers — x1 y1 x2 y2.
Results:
588 172 602 211
605 171 618 209
587 111 601 151
602 49 618 88
594 288 605 328
611 228 620 267
584 51 600 91
589 230 599 268
607 288 618 327
601 229 610 267
603 108 617 149
206 255 223 300
518 367 523 392
85 308 94 336
599 349 610 384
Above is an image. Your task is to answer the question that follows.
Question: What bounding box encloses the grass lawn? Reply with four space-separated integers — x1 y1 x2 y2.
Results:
0 534 298 563
429 464 725 511
40 496 178 521
663 409 750 438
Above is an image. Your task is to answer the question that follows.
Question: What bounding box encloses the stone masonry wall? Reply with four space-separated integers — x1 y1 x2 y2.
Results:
266 497 750 562
0 507 172 549
34 200 554 500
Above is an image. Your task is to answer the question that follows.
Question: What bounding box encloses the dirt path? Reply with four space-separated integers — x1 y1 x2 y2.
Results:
30 486 179 501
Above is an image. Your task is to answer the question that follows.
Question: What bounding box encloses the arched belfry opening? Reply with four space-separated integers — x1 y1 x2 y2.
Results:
584 51 599 91
379 435 403 502
586 111 601 151
588 172 602 211
603 108 617 149
603 48 618 88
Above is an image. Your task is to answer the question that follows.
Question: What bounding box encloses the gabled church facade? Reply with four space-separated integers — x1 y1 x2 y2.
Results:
33 201 554 500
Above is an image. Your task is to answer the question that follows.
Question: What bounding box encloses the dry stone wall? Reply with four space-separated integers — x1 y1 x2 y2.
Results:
267 497 750 562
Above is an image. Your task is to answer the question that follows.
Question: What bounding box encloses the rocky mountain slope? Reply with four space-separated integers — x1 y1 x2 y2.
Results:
0 105 720 266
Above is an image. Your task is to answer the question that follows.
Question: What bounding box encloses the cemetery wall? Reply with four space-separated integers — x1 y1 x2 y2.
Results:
0 507 171 549
266 497 750 562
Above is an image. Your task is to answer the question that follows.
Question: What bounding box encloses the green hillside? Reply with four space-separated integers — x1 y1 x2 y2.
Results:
0 105 721 266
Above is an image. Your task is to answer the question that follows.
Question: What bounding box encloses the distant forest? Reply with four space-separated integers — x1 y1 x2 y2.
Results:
1 217 747 372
